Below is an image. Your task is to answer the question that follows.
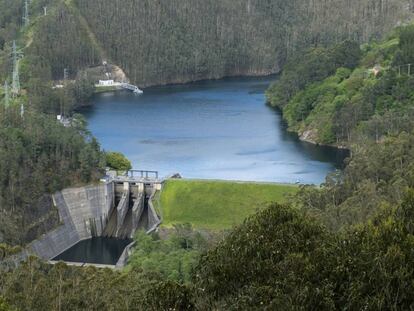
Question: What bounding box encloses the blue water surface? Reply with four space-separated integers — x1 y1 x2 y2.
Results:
80 77 346 184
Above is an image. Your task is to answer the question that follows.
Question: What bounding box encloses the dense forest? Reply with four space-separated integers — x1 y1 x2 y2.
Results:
72 0 414 86
267 25 414 147
5 0 409 86
4 0 412 86
3 0 414 309
2 196 414 310
0 106 103 245
3 0 414 86
265 25 414 231
0 0 104 244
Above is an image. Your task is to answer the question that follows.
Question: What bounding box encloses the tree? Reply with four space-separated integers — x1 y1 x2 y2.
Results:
194 204 332 309
0 297 13 311
105 152 132 171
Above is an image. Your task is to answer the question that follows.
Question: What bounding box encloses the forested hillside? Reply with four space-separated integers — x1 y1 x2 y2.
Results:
2 196 414 310
0 107 103 245
0 0 104 245
28 2 100 79
267 25 414 147
71 0 414 86
0 0 23 81
266 24 414 232
4 0 414 87
14 0 411 86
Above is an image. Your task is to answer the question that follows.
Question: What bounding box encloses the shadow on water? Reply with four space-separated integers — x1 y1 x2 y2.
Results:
273 108 350 169
53 237 132 265
142 74 280 93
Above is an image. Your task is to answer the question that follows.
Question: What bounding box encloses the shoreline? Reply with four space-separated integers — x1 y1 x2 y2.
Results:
92 72 280 95
297 129 350 151
82 77 348 182
267 103 351 153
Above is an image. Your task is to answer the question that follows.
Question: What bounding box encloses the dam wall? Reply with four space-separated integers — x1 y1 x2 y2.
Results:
25 178 162 262
28 183 114 260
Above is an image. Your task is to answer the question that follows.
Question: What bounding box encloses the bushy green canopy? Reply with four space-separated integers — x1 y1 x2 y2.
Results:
105 151 132 171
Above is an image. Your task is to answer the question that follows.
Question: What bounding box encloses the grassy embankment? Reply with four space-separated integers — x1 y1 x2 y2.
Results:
159 179 298 230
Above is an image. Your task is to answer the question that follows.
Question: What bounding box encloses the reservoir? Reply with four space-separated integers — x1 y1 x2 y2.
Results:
80 76 347 184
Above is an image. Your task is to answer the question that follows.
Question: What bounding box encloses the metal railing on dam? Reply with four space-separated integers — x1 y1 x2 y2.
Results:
105 170 161 183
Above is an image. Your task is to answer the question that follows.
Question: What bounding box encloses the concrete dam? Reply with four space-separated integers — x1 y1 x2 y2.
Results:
25 172 162 264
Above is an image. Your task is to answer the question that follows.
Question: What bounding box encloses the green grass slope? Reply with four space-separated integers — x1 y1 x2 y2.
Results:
160 179 298 230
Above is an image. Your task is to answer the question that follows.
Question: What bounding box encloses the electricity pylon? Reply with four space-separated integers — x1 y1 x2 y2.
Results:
11 41 23 97
4 81 10 107
20 103 25 119
23 0 30 26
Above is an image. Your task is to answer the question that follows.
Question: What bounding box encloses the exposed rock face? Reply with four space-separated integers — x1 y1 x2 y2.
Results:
81 64 130 83
72 0 414 86
300 129 318 145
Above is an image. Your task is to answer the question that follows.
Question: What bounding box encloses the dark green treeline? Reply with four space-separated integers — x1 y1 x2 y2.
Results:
52 0 414 85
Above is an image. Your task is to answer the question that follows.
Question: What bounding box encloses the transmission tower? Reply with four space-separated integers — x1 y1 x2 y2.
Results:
11 41 22 97
4 81 10 107
23 0 30 26
20 103 25 119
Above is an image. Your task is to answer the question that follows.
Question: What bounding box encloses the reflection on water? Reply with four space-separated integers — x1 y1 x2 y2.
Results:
79 76 348 184
277 113 349 169
53 237 132 265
